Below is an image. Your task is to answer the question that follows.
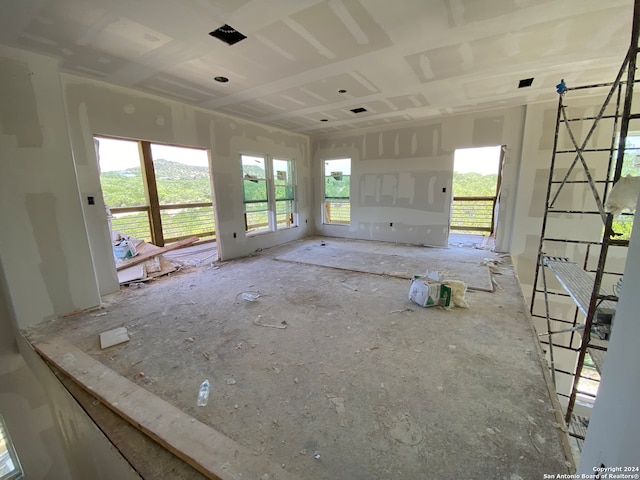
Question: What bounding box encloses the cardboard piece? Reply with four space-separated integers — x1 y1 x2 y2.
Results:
408 278 451 308
100 327 130 349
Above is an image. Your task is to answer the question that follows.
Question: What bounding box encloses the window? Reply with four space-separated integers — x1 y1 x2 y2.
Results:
0 415 23 480
323 158 351 224
609 134 640 240
242 155 270 233
96 136 216 246
241 154 297 234
273 158 296 229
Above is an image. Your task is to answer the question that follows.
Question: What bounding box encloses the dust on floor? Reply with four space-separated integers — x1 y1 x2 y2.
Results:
28 237 570 480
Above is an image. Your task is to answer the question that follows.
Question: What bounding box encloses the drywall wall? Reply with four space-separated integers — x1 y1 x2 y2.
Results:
63 73 312 290
0 258 139 480
0 46 101 330
578 194 640 472
312 107 525 250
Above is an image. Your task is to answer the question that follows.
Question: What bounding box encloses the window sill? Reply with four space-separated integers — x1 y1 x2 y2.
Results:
246 229 272 237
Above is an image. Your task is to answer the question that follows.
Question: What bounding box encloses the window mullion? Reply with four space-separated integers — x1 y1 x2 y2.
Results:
140 141 164 246
266 155 276 231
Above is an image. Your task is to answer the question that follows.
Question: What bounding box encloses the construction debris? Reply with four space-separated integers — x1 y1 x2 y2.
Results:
99 326 130 349
116 236 199 272
253 316 287 329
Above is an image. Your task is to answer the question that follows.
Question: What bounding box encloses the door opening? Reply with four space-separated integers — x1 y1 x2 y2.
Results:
95 136 220 271
450 145 504 241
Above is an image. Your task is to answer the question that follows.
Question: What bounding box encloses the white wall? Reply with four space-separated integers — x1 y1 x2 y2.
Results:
311 106 526 251
0 46 101 330
578 195 640 472
63 74 312 295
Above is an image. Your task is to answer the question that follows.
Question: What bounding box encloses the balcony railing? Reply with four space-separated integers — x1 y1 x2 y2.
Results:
324 200 350 224
450 196 496 233
110 202 216 245
110 207 152 242
159 203 216 243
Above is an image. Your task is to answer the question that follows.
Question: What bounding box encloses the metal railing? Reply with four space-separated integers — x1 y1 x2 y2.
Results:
110 202 216 244
110 207 152 242
450 196 496 233
160 203 216 243
244 210 270 233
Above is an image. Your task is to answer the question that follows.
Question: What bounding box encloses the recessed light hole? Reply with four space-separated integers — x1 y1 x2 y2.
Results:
214 76 229 83
338 89 347 93
351 107 367 114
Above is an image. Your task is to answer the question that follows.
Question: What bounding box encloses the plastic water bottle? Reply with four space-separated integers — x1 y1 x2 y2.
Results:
197 379 210 406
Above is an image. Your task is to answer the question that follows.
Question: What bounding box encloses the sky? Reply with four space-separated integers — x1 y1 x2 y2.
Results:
324 158 351 176
96 136 209 172
453 146 501 175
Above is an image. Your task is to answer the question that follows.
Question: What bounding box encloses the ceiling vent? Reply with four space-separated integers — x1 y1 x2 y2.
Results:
209 24 247 45
518 77 534 88
350 107 367 114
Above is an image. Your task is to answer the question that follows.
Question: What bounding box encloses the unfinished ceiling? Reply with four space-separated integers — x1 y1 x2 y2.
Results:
0 0 633 136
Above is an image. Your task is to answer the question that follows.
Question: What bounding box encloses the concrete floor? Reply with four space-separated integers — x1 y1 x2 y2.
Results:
29 237 571 479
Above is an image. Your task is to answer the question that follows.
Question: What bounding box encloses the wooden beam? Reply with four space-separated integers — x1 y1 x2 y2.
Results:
34 337 297 480
140 141 164 247
116 236 199 271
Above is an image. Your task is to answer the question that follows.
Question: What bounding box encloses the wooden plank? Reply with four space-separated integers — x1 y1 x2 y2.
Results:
116 236 199 271
54 367 208 480
34 337 296 480
100 327 130 349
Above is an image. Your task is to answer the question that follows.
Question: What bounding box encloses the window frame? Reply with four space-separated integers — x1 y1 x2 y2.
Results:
241 154 271 234
0 414 23 480
241 153 298 235
95 135 216 246
323 158 351 225
273 157 297 230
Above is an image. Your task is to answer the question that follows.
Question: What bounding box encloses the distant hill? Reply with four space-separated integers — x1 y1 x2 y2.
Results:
453 172 498 197
101 158 212 208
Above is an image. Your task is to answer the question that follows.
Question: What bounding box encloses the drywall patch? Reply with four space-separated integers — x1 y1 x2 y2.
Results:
0 58 43 147
357 222 448 246
214 173 235 222
529 168 575 218
360 125 446 160
64 82 173 142
528 168 550 218
472 116 504 145
195 111 218 153
412 172 448 212
539 105 586 152
25 193 74 315
397 173 415 207
538 108 557 151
